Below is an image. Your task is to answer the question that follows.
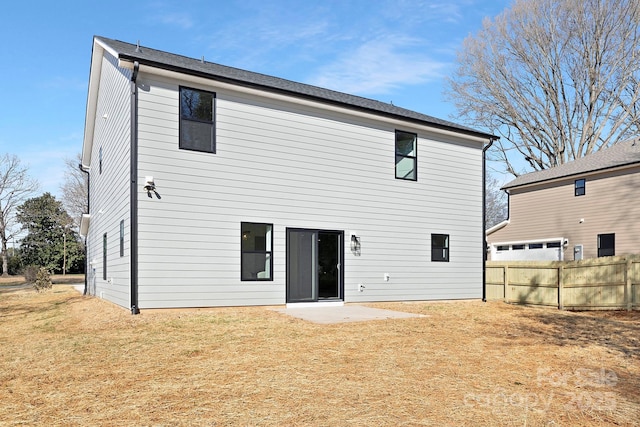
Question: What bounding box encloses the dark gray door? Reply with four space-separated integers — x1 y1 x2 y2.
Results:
287 229 343 303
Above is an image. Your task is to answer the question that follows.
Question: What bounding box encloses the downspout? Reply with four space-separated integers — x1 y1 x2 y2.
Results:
482 138 495 302
79 164 90 296
130 61 140 315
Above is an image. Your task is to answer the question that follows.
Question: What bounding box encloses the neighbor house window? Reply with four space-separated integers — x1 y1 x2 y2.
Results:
395 130 417 180
575 179 585 196
431 234 449 262
241 223 273 281
179 86 215 153
103 233 107 280
119 220 124 257
597 233 615 257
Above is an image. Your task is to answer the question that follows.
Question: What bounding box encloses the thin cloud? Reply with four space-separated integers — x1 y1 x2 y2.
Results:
151 12 194 29
306 36 448 95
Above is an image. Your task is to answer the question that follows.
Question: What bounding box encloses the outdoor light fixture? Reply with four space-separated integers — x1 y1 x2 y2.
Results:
143 176 161 199
350 234 361 253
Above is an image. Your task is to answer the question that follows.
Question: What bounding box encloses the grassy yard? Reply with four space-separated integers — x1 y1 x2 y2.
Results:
0 274 85 287
0 286 638 426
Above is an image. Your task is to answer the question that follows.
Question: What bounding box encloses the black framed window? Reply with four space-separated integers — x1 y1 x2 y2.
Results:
179 87 215 153
395 130 417 180
597 233 615 257
431 234 449 262
575 178 586 196
103 233 107 280
119 220 124 257
241 222 273 281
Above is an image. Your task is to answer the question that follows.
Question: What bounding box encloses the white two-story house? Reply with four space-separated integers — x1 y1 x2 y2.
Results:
80 36 496 312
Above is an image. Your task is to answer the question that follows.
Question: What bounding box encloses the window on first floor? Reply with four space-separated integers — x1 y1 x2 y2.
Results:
431 234 449 262
575 178 586 196
103 233 107 280
241 222 273 281
179 86 216 153
395 130 417 180
119 220 124 257
597 233 615 257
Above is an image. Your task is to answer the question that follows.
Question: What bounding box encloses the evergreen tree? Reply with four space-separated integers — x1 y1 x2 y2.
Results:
16 193 84 273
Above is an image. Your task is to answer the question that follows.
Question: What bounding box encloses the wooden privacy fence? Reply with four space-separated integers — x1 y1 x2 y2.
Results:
486 256 640 310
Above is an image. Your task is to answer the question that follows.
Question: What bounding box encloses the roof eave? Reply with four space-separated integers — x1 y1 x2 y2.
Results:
503 161 640 191
116 53 496 141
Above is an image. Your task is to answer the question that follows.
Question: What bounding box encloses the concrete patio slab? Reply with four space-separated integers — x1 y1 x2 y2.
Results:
273 304 425 324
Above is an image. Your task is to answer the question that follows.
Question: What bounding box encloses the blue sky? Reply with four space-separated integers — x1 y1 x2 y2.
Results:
0 0 512 198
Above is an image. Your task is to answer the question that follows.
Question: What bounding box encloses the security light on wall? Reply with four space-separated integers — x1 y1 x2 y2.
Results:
350 233 361 253
144 176 155 192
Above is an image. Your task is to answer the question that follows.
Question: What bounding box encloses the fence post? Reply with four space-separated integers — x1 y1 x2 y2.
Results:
558 264 564 310
625 258 632 311
503 265 509 302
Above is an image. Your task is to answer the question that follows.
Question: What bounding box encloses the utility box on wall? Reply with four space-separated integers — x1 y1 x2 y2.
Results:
574 244 583 261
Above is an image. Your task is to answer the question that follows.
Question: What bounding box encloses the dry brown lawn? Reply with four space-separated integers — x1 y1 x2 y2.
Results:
0 285 638 426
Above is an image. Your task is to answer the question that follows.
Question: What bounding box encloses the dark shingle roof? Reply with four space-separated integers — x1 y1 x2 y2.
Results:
95 36 495 140
503 137 640 189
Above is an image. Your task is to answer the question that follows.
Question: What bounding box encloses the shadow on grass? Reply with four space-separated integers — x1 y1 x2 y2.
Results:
0 292 85 320
519 309 640 358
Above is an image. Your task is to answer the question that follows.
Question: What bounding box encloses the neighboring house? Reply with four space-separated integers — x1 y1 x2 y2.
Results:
80 36 496 312
487 138 640 261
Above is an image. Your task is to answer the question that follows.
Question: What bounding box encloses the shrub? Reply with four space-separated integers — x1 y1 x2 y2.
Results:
24 265 40 284
33 267 52 292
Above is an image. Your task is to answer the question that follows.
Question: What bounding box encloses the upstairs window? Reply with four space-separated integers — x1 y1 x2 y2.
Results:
431 234 449 262
179 87 215 153
395 130 417 180
241 223 273 281
597 233 615 257
575 179 586 196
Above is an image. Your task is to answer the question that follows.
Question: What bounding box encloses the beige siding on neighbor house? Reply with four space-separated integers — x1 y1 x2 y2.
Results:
488 166 640 260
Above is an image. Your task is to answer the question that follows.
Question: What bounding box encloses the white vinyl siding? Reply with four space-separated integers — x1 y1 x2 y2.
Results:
134 73 484 308
85 52 131 308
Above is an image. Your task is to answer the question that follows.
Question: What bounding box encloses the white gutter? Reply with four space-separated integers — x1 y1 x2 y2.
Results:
486 219 509 235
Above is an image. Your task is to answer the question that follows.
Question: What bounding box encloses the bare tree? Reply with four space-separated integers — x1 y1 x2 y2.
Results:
0 154 38 276
60 153 88 228
447 0 640 176
485 174 508 229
